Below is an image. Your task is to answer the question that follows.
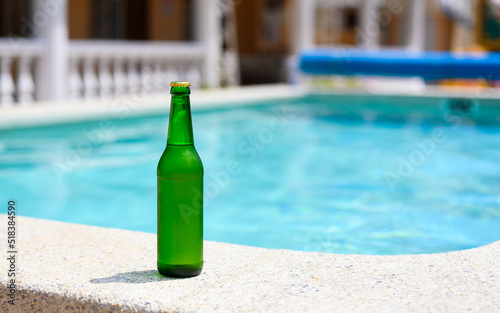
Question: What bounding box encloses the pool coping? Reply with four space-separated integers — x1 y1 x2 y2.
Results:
1 84 500 129
0 215 498 312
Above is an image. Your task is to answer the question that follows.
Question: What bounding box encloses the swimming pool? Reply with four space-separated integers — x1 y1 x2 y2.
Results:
1 94 499 255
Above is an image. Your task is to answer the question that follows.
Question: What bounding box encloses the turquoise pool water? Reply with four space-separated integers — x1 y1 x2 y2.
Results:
1 95 499 255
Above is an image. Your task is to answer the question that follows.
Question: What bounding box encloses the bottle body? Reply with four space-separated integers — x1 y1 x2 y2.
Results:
157 82 203 277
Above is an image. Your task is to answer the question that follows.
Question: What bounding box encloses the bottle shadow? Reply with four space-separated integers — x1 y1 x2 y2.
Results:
89 269 185 284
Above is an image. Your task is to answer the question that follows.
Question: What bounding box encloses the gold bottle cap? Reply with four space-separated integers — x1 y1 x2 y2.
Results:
170 81 191 87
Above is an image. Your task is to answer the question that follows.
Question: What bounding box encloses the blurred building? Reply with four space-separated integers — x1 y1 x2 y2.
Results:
1 0 196 41
0 0 498 105
236 0 495 85
0 0 221 105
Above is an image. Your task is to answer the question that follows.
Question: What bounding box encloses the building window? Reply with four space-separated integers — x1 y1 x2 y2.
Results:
91 0 150 40
92 0 126 39
0 0 32 38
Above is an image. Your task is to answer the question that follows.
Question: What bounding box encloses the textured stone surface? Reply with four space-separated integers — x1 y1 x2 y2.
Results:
0 215 499 313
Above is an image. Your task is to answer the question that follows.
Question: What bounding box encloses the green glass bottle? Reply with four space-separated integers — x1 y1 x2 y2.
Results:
157 81 203 278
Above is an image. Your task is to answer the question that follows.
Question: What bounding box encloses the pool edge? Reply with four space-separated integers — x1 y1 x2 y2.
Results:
1 215 498 312
0 84 305 130
3 84 500 130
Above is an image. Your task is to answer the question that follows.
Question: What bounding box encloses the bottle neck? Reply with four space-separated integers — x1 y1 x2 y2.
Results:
167 94 194 146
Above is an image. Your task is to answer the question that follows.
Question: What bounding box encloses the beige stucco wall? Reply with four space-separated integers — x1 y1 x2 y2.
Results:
68 0 92 39
148 0 186 41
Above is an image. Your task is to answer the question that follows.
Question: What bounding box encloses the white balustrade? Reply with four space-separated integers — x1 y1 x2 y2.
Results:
0 0 220 105
70 41 203 98
61 41 203 101
0 39 41 106
0 39 207 105
70 40 205 98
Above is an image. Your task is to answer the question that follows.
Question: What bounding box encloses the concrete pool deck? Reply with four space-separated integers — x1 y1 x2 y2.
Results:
0 216 498 312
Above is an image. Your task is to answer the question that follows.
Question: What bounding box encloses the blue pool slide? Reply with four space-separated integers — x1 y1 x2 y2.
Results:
299 49 500 80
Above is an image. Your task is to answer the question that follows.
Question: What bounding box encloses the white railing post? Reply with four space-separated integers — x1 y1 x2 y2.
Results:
68 56 83 100
359 0 380 50
35 0 68 101
188 61 202 88
407 0 426 51
293 0 316 54
195 0 221 88
113 57 127 96
16 56 36 104
177 60 188 81
83 57 98 99
0 57 15 106
140 58 154 94
154 60 166 92
165 63 179 85
98 57 113 98
127 57 140 96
